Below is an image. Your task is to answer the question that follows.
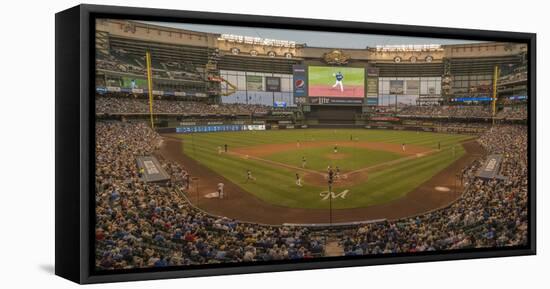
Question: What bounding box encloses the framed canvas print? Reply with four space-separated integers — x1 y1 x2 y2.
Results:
55 4 536 284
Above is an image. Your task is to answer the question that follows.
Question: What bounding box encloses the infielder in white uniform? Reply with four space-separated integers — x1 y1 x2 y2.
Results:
245 170 256 183
217 182 224 199
295 173 302 187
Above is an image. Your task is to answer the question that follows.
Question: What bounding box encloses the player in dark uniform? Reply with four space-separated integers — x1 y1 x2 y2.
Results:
332 71 344 92
328 168 335 185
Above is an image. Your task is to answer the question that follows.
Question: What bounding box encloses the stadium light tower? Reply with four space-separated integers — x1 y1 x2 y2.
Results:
491 65 500 126
145 50 155 129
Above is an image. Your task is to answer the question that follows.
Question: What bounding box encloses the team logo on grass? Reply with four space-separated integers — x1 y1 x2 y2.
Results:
320 189 350 200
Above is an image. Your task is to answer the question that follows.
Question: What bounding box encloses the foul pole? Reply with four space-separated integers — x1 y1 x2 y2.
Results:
491 65 499 126
145 50 155 129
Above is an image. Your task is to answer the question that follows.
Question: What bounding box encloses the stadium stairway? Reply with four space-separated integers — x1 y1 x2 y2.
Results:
324 238 345 257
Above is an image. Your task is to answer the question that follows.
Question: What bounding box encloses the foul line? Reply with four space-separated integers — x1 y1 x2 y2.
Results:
345 148 440 176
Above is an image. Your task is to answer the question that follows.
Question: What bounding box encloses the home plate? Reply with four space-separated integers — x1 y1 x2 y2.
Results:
435 186 450 192
204 192 220 198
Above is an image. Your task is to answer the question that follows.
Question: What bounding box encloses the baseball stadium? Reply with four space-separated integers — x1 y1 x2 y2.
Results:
94 19 529 270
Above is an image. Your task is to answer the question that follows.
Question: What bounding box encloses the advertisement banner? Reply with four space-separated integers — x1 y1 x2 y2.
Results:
406 80 419 95
244 124 266 131
96 87 108 94
246 75 263 91
265 76 281 92
273 101 287 107
389 80 404 95
293 65 308 97
451 97 494 102
327 98 363 104
176 124 266 134
106 86 121 92
366 98 378 106
294 97 307 104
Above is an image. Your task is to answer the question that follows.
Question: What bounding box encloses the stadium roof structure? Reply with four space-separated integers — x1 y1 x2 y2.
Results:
96 19 527 78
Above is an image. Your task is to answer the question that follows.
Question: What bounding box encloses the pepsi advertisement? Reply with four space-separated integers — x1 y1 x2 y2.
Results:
293 65 308 97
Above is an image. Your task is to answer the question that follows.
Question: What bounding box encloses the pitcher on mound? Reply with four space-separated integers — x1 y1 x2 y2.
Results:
332 71 344 92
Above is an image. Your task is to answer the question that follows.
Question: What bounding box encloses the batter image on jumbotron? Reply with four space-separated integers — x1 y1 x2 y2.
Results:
94 19 529 271
308 66 365 97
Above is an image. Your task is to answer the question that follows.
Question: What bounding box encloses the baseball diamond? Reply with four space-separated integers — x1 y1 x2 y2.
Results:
93 17 529 271
156 129 482 224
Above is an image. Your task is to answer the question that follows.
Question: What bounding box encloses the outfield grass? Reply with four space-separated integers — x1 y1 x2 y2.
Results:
177 129 473 209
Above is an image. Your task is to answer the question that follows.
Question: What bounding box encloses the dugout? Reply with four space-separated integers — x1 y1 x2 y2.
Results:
136 156 171 184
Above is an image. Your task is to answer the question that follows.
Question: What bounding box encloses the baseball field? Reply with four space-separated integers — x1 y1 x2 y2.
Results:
308 66 365 97
166 129 475 213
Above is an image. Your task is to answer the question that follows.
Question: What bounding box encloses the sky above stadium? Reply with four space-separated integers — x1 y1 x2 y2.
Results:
143 21 484 49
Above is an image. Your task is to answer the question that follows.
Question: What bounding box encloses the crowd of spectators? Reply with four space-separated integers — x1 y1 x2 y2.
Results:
95 121 527 269
96 50 202 81
398 105 493 118
499 66 527 85
95 121 324 270
398 105 527 120
436 122 491 134
497 105 527 119
342 125 528 255
95 97 270 115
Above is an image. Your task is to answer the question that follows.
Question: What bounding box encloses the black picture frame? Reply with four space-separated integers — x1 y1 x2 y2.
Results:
55 4 536 284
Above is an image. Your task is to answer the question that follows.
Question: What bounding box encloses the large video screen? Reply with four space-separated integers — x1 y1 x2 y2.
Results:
308 66 365 98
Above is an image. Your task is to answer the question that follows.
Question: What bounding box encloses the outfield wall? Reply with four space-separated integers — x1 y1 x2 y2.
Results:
157 123 489 134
